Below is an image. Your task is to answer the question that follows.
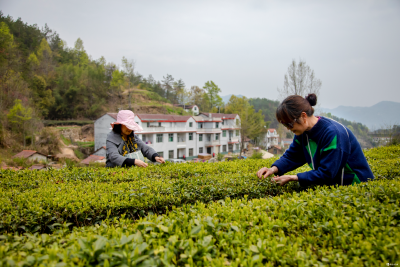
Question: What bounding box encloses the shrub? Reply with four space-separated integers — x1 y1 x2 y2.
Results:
250 151 263 159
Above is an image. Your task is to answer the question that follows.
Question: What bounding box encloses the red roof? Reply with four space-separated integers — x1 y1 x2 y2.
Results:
200 113 238 119
136 114 192 122
93 146 106 154
29 164 46 170
81 155 105 165
107 113 118 120
268 129 276 133
13 150 46 159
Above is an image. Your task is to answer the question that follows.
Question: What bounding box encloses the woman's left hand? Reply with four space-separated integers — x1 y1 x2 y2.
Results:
155 156 165 164
271 175 298 186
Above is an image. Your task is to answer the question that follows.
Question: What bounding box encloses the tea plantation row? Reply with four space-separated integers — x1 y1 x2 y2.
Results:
0 145 399 235
0 177 399 266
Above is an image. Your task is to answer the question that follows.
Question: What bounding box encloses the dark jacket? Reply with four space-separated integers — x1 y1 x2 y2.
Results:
272 116 374 186
106 131 158 167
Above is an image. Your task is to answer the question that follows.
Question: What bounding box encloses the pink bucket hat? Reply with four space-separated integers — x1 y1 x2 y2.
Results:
110 110 143 132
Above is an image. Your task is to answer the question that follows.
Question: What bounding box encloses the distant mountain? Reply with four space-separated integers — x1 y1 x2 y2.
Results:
320 101 400 130
221 94 244 104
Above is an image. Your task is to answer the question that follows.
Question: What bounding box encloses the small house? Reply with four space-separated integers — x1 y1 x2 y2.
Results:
13 150 47 162
268 145 283 155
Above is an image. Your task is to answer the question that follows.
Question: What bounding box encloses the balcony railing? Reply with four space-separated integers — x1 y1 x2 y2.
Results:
205 140 220 146
142 126 165 132
229 137 239 143
196 128 222 133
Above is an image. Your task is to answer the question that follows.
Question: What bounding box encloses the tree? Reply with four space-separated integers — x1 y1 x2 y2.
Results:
30 75 55 117
203 81 223 111
162 74 174 102
277 59 322 100
225 95 265 155
121 56 135 86
7 99 32 147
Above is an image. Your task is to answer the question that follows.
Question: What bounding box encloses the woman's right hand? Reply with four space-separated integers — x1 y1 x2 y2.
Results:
257 166 278 179
135 159 148 168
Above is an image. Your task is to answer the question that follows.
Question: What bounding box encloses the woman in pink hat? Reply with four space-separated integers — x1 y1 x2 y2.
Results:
106 110 165 168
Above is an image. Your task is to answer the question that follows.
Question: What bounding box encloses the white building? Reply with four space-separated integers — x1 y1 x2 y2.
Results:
94 112 241 160
261 128 279 149
197 113 241 155
173 104 199 115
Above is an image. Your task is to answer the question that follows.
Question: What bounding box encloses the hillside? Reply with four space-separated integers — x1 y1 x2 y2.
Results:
321 101 400 129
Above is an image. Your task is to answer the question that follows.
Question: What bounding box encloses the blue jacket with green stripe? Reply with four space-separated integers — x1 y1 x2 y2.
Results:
272 116 374 186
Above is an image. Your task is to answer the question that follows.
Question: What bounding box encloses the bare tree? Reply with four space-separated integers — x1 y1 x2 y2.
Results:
277 59 322 100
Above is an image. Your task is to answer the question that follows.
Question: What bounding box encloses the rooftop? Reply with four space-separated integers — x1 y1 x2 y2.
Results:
81 155 105 165
13 150 46 159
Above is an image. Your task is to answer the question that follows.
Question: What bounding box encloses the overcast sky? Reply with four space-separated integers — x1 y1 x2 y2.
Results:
2 0 400 108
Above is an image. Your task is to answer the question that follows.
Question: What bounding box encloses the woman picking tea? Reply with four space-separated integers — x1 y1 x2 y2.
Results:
106 110 165 168
257 94 374 186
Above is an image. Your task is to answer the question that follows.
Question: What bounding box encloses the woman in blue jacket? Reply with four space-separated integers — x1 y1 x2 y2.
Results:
257 94 374 186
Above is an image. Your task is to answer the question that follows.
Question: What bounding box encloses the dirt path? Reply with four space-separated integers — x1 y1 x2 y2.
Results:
56 139 79 161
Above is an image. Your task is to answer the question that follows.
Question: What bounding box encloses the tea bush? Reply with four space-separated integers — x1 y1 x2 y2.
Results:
0 178 398 266
0 145 399 265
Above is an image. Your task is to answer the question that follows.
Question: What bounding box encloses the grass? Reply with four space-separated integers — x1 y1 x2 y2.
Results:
77 141 94 148
60 134 71 146
55 126 81 130
73 149 85 159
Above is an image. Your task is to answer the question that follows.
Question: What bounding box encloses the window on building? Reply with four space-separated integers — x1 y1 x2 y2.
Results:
168 133 173 142
215 133 219 140
168 150 174 159
199 134 203 141
194 107 197 110
207 134 211 141
156 134 163 143
236 130 240 136
216 122 219 128
189 148 193 157
222 120 224 125
236 144 240 151
223 145 227 152
147 122 150 127
189 133 193 141
157 152 164 158
228 144 233 152
222 130 226 137
158 122 161 127
199 147 203 153
198 122 203 128
189 122 193 127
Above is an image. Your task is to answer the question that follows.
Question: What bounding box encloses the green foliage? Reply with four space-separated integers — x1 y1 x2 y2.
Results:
77 141 94 148
60 134 71 145
203 80 223 110
73 148 85 159
0 178 399 265
43 120 93 126
250 152 263 159
225 96 265 150
248 98 280 128
7 99 32 126
217 153 224 161
0 145 398 264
